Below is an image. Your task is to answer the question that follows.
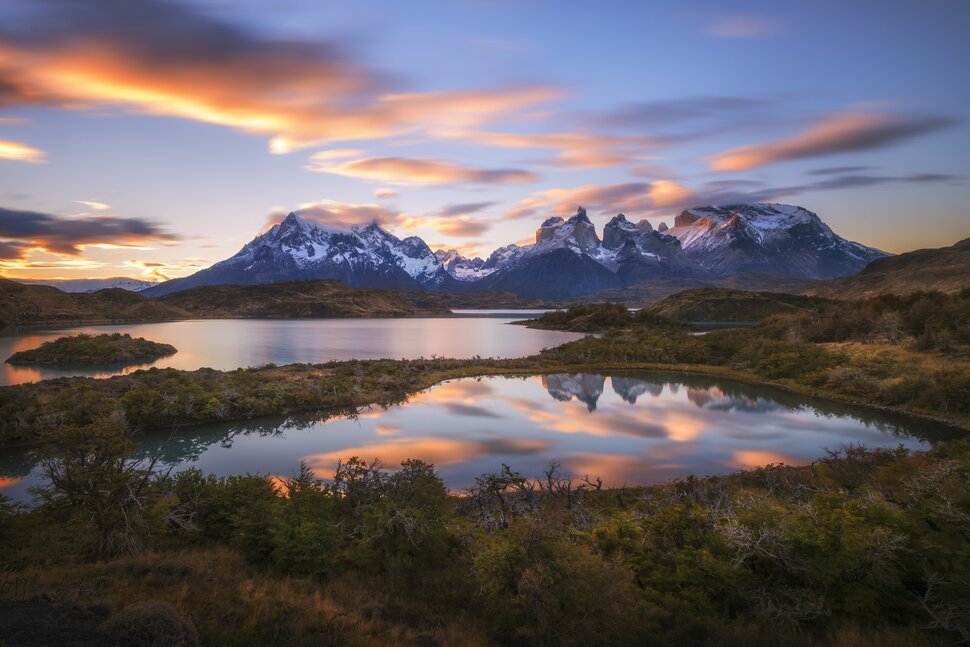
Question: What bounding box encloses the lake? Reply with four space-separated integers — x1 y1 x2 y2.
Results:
0 313 580 386
0 372 954 503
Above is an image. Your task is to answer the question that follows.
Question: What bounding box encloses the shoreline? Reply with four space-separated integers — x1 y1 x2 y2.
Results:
1 355 966 453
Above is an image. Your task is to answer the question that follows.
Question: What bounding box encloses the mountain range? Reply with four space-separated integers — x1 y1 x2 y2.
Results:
3 234 967 328
138 202 887 300
18 277 158 293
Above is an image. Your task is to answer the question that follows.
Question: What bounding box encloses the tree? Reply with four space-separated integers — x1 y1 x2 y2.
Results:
35 413 166 559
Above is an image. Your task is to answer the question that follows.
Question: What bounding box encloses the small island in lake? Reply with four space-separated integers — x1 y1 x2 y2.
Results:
5 333 177 366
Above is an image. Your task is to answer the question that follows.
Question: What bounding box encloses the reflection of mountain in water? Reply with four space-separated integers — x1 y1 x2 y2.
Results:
611 377 662 404
538 372 958 442
686 386 786 413
541 374 606 411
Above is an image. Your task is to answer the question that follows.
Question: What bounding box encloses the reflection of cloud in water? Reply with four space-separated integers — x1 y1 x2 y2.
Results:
664 411 710 442
410 379 496 405
439 402 503 418
518 401 667 440
0 476 22 489
542 374 605 411
303 436 553 474
560 453 646 486
375 424 400 436
729 450 799 469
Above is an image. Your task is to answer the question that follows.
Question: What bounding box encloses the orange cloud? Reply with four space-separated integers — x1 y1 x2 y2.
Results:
271 200 403 231
0 139 45 163
0 0 562 153
123 258 204 280
305 155 537 186
398 215 492 237
505 180 695 220
442 129 664 169
709 112 956 171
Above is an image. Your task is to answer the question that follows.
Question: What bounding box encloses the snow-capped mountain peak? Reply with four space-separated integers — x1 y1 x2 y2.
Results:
145 203 889 299
667 203 887 278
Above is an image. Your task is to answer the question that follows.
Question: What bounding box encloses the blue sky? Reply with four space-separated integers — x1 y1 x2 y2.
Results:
0 0 967 280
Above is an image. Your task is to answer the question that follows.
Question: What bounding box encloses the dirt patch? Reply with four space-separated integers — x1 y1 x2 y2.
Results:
0 597 111 646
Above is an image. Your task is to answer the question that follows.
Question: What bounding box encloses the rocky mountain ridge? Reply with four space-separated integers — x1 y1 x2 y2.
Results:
144 203 888 299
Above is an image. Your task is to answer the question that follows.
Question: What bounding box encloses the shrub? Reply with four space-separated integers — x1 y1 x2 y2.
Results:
103 600 199 647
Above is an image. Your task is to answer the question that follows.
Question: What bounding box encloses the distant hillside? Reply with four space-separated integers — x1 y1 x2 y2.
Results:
803 238 970 299
565 273 811 307
393 289 554 310
0 279 187 327
648 288 833 322
156 280 449 318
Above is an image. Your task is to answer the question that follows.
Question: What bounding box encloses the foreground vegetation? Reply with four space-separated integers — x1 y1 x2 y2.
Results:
1 414 968 645
1 290 969 643
5 333 177 366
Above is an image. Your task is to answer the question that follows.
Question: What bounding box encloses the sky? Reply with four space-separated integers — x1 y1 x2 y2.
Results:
0 0 968 282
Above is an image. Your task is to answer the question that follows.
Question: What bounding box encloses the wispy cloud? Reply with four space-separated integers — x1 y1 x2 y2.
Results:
399 215 492 237
374 188 399 200
286 200 401 231
305 155 537 186
443 129 668 169
0 0 563 153
709 112 958 171
588 96 770 130
0 206 178 258
437 202 496 217
76 200 111 211
0 139 45 163
505 180 693 220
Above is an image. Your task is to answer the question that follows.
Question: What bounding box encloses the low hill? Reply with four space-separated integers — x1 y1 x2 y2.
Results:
648 288 833 322
0 278 452 328
517 303 682 332
393 289 553 310
803 237 970 299
0 279 187 328
156 280 450 318
7 333 176 366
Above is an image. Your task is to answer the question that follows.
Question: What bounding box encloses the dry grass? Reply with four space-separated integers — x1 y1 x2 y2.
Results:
4 548 488 646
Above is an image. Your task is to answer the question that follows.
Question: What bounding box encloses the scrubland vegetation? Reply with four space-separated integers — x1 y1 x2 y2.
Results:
1 289 968 644
537 289 970 425
1 415 968 645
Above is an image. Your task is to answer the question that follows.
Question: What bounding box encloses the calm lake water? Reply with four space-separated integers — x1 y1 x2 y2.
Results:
0 313 579 386
0 372 954 503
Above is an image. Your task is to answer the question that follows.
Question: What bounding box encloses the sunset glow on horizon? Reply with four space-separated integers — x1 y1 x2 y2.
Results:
0 0 967 281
